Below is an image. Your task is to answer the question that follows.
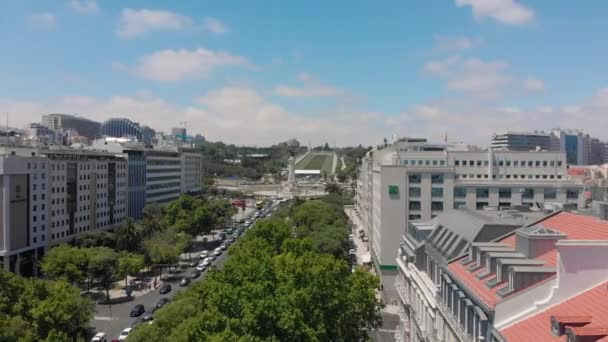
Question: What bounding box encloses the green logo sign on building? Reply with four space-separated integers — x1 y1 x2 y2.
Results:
388 185 399 195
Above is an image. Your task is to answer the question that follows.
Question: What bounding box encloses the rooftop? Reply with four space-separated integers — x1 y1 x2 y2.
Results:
500 282 608 342
447 211 608 308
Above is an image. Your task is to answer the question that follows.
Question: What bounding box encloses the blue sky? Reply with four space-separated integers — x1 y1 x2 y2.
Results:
1 0 608 146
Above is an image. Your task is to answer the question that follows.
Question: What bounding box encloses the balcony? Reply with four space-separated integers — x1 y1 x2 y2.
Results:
436 300 472 342
395 277 410 306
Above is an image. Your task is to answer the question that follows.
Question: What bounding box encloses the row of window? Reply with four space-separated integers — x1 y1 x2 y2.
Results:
408 174 444 184
454 187 578 199
457 174 563 180
27 162 46 169
403 159 446 167
455 159 563 167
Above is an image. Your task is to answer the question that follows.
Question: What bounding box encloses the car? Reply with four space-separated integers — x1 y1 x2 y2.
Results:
168 266 181 274
213 248 222 256
349 249 356 255
196 264 207 272
228 237 236 243
156 298 169 309
179 277 191 286
226 228 234 235
118 328 133 341
206 254 215 261
201 258 211 267
130 304 145 317
220 243 228 250
199 250 209 259
190 270 202 279
142 308 155 322
91 332 107 342
159 284 171 294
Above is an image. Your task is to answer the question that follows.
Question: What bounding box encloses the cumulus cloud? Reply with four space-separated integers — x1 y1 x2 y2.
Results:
28 12 56 30
126 48 249 82
523 77 545 92
203 17 229 34
274 73 345 97
455 0 535 26
116 8 192 38
423 57 512 100
69 0 99 14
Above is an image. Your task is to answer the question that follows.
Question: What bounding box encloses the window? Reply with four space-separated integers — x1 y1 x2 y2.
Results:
469 160 474 166
558 161 563 167
506 160 511 166
484 160 489 166
499 188 512 199
440 160 445 166
536 161 541 167
522 188 534 199
432 160 438 166
403 160 409 165
566 189 578 199
454 187 467 198
409 174 421 184
476 188 489 198
425 160 430 166
462 160 467 166
476 202 489 210
544 188 557 199
408 214 421 220
431 187 443 197
431 174 444 184
550 161 555 167
477 160 482 166
409 201 421 210
514 160 519 167
454 201 466 209
543 161 548 167
499 160 504 166
431 202 443 211
528 161 533 167
409 187 421 197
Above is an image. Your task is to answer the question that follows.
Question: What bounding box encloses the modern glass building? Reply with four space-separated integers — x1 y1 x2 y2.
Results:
101 118 155 144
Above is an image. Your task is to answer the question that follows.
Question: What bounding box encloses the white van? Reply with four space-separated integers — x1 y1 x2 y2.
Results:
91 332 107 342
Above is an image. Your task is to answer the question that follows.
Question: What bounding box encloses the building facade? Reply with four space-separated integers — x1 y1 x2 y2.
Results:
589 138 607 165
42 114 101 140
491 132 554 151
552 129 591 165
101 118 156 145
356 139 586 271
0 146 127 276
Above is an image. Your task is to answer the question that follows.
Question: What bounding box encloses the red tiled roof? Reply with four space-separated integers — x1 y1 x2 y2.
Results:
500 282 608 342
447 212 608 308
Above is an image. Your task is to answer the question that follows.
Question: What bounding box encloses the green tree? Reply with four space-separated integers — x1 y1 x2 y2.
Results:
117 252 145 290
40 244 90 285
144 229 189 280
325 182 342 195
70 231 116 249
141 203 166 239
115 218 143 252
88 247 119 302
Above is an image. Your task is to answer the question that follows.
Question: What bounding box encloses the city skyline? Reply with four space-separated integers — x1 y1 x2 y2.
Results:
2 1 608 146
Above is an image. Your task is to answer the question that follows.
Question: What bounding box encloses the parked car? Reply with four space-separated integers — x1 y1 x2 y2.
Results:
226 228 234 235
190 270 202 279
130 304 145 317
213 248 222 256
228 237 236 243
91 332 107 342
118 328 133 341
199 250 209 259
159 284 171 294
156 298 169 309
180 277 191 287
206 254 215 261
201 258 211 267
168 266 181 274
196 264 206 272
220 243 228 250
142 308 155 322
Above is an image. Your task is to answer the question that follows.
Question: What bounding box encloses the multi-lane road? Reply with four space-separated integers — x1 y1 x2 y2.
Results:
89 206 264 340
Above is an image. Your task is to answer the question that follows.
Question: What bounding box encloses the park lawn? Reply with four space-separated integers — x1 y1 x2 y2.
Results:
296 153 334 173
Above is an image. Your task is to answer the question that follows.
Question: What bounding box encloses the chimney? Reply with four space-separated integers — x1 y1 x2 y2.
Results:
551 316 592 336
565 327 608 342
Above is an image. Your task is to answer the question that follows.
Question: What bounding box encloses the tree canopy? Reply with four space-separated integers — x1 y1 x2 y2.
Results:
0 270 93 341
127 199 381 342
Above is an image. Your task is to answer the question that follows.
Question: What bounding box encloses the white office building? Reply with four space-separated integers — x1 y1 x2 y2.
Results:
0 145 128 275
355 138 585 271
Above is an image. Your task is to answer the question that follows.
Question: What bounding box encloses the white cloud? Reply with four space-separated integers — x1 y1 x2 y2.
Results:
433 35 481 51
424 57 512 100
128 48 250 82
275 73 345 97
116 8 192 38
455 0 535 26
523 77 545 92
28 12 56 30
203 17 229 34
69 1 99 14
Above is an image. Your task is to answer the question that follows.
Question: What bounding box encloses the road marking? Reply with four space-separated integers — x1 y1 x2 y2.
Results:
375 329 397 333
94 316 118 321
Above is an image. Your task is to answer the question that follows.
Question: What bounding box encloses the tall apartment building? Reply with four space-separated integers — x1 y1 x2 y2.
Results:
590 138 607 165
42 113 101 140
355 138 585 271
552 129 591 165
0 145 127 276
89 138 202 219
491 132 554 151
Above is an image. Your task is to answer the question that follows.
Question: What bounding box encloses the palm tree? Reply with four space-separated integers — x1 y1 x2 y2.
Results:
115 218 143 252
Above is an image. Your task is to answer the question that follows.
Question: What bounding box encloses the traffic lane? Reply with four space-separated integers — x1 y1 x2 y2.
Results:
91 247 232 339
90 207 270 339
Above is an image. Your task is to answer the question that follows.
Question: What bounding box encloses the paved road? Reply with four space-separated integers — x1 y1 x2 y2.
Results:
90 206 260 340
